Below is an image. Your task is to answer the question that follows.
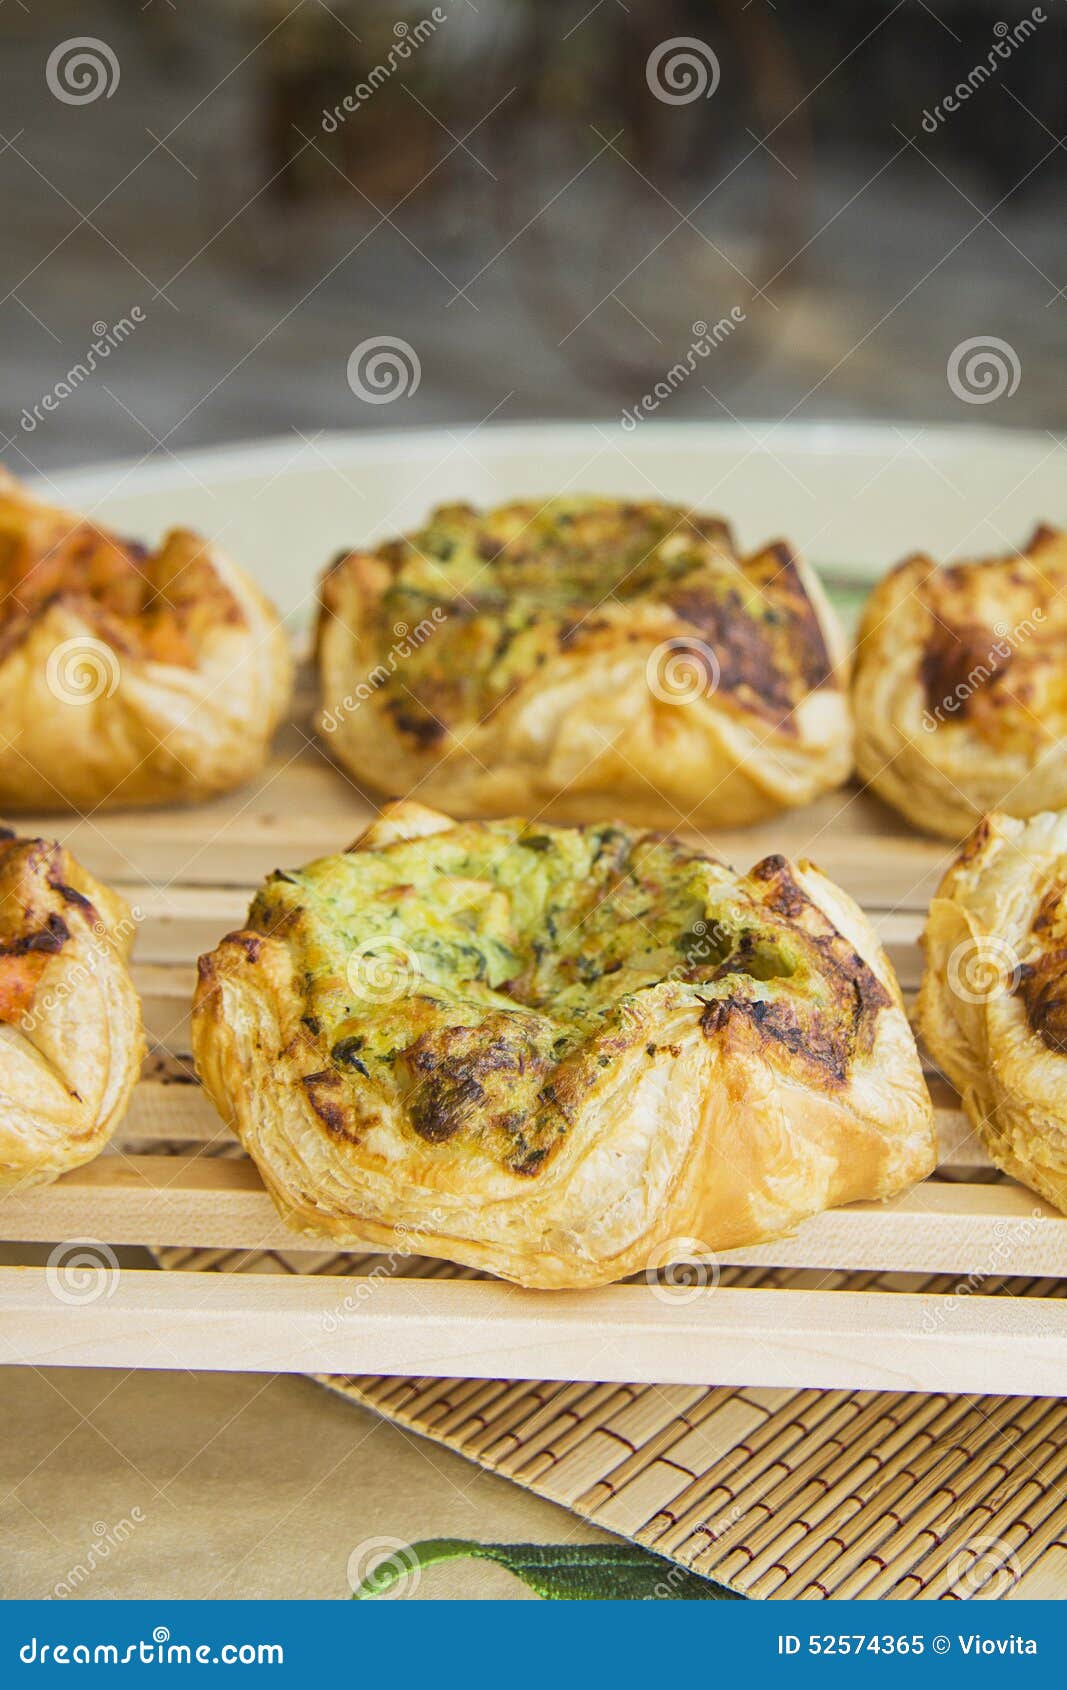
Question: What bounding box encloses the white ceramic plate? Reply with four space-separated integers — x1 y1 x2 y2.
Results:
40 420 1067 624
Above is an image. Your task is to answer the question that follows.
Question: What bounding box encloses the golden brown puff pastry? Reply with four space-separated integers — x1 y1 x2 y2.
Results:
852 525 1067 839
191 799 935 1289
0 829 143 1190
0 469 293 810
918 809 1067 1214
316 497 852 829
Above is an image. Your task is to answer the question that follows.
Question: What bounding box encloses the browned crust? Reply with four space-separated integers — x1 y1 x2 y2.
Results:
702 855 892 1090
899 526 1066 742
0 837 99 1022
0 478 247 667
919 620 1012 720
300 1068 357 1140
1015 881 1067 1054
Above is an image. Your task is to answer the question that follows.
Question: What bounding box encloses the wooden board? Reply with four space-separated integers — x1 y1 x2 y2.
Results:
4 1267 1067 1398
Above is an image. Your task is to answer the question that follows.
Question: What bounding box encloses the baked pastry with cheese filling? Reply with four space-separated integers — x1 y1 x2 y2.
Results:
0 829 143 1190
192 799 935 1288
852 526 1067 838
0 469 292 810
918 809 1067 1213
317 497 851 828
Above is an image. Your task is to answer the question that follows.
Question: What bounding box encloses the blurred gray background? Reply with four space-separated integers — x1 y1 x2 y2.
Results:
2 0 1064 472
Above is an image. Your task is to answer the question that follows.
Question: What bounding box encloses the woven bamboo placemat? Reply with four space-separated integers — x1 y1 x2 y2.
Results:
154 1242 1067 1599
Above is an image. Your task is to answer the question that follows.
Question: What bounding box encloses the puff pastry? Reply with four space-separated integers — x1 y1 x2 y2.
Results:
918 809 1067 1213
317 497 852 828
852 525 1067 838
0 829 143 1190
192 799 935 1288
0 469 292 809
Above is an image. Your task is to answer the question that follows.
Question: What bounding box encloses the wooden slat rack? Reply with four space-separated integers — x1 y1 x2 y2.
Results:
2 710 1062 1396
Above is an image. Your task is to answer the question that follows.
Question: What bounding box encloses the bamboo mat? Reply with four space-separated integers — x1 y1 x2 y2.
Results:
152 1237 1067 1600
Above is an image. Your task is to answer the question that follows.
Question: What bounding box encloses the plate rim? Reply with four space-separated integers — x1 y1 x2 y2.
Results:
39 416 1063 502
